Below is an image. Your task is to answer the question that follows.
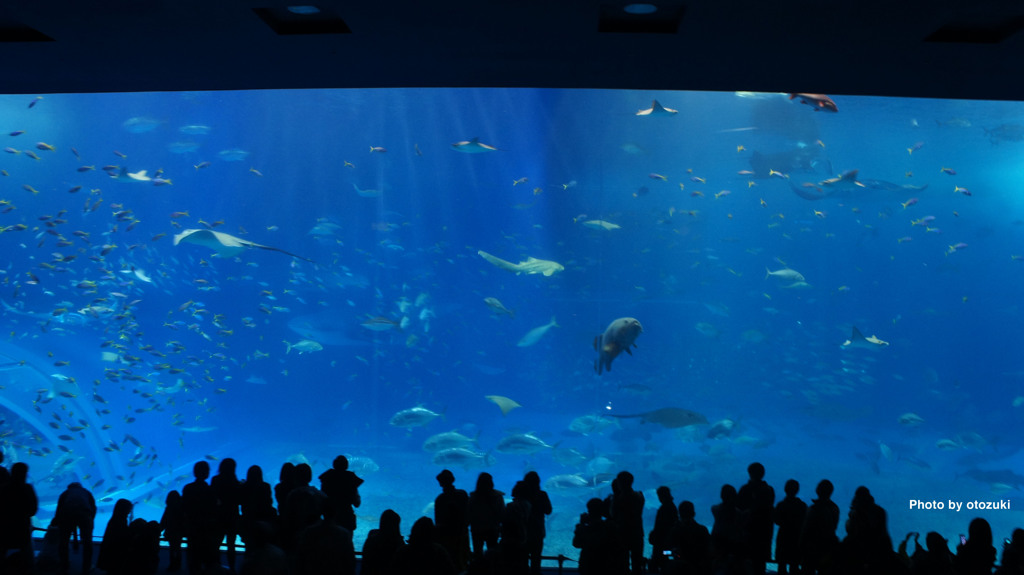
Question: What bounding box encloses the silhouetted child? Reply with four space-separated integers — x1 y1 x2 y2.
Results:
390 516 457 575
672 500 711 575
800 479 839 575
711 484 747 574
434 469 471 572
737 462 775 575
500 481 532 575
773 479 806 575
573 498 618 575
55 481 97 575
362 509 405 575
469 472 505 563
648 486 679 574
910 531 954 575
319 455 364 533
161 490 185 571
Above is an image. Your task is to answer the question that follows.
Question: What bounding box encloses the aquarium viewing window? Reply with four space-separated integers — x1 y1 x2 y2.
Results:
1 88 1022 559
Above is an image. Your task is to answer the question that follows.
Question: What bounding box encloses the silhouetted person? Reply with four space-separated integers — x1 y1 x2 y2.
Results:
997 528 1024 575
737 462 775 575
274 462 297 519
362 509 405 575
320 455 364 532
284 463 327 554
499 481 533 575
211 457 243 572
390 516 457 575
0 462 37 574
841 485 894 573
610 471 646 575
96 498 134 575
241 465 276 544
0 450 10 487
672 500 711 575
54 481 97 575
711 483 747 575
955 517 997 575
124 518 162 574
296 504 356 575
774 479 807 575
434 469 471 572
649 486 678 574
240 521 289 575
522 471 552 575
182 460 219 575
574 498 619 575
161 490 186 572
911 531 954 575
469 472 505 563
800 479 839 575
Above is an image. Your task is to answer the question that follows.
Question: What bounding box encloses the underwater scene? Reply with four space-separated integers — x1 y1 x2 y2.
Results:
2 88 1024 557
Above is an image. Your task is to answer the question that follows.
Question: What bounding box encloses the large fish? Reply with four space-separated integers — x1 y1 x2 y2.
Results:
517 317 558 347
607 407 708 429
477 250 564 277
173 229 312 262
594 317 642 374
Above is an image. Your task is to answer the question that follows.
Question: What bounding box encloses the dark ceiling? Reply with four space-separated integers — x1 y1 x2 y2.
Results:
4 0 1024 101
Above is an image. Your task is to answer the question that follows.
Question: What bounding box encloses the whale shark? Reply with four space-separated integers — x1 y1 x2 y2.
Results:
607 407 708 429
173 229 312 262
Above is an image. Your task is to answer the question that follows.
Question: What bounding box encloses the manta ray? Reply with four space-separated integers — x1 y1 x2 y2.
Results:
477 250 564 276
173 229 312 262
636 99 678 116
607 407 708 429
841 326 889 350
451 138 498 153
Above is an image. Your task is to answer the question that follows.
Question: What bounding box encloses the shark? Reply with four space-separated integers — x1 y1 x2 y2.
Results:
841 326 889 350
477 250 564 276
173 229 313 262
451 137 499 153
636 99 678 116
607 407 708 429
790 169 928 200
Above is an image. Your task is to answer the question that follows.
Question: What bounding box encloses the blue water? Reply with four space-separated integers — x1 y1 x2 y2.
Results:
2 89 1023 557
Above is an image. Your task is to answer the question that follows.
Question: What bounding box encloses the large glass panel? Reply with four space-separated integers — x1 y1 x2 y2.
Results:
1 89 1021 559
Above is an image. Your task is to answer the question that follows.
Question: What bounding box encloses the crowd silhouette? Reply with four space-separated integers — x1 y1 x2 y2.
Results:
0 454 1021 575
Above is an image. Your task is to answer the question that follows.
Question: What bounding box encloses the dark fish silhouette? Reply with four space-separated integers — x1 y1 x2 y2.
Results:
607 407 708 429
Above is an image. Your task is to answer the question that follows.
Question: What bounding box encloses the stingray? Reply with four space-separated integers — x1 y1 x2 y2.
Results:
451 137 498 153
636 99 678 116
173 229 312 262
841 326 889 350
485 395 522 416
607 407 708 429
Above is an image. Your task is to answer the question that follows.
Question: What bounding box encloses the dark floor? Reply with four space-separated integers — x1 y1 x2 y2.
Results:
25 537 590 575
